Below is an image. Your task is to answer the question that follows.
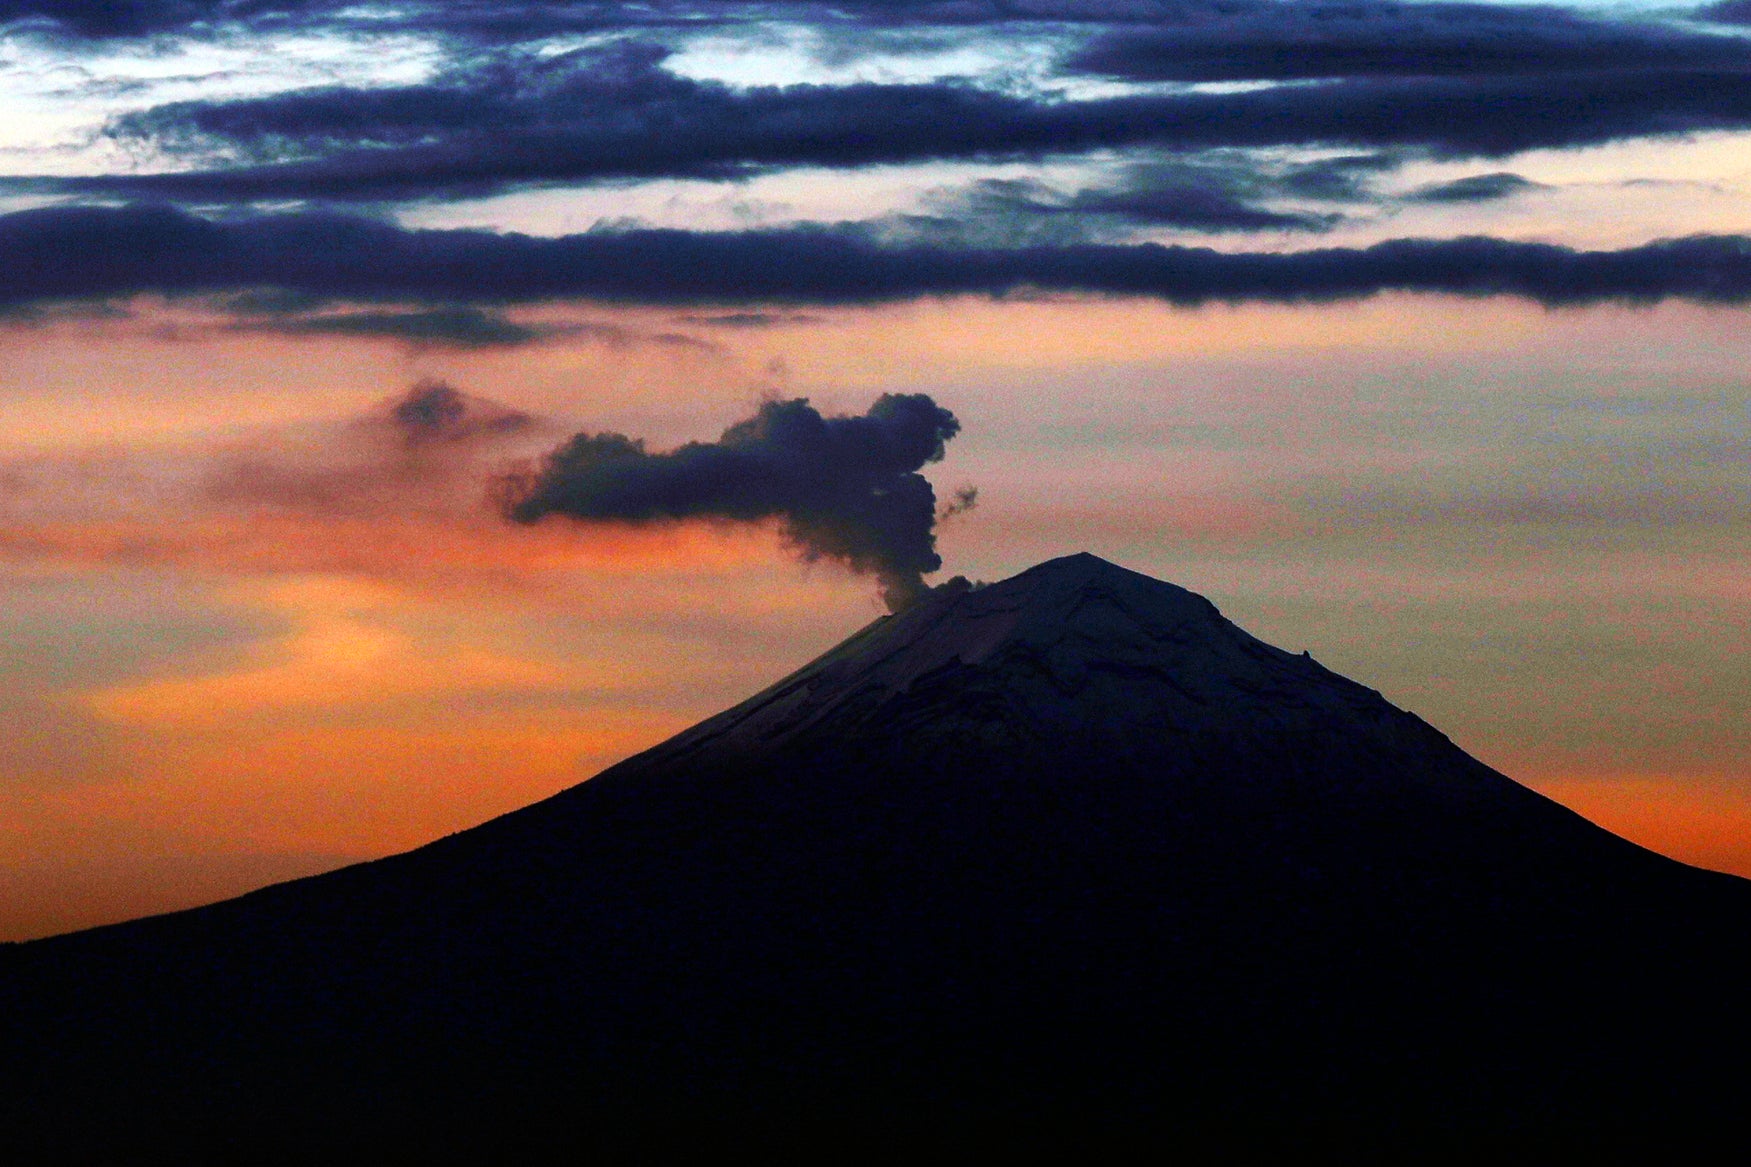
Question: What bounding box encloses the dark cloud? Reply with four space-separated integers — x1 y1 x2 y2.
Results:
0 0 692 40
0 0 1290 40
216 288 329 315
826 0 1201 25
237 306 551 348
503 394 963 611
1697 1 1751 25
4 0 1027 43
897 164 1341 244
94 46 1153 198
108 41 678 160
1066 0 1751 81
0 1 279 38
1407 172 1542 204
217 298 713 350
48 31 1751 204
0 299 133 327
678 312 823 329
893 179 1104 247
1070 182 1334 232
1068 159 1351 230
14 0 1751 57
645 330 722 351
8 204 1751 311
383 380 534 446
1277 153 1401 201
0 0 1016 41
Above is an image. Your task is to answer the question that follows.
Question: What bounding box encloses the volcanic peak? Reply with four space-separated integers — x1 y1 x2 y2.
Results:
8 552 1748 1160
638 553 1454 775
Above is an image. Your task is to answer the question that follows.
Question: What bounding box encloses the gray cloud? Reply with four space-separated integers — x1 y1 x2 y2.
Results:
236 306 552 348
900 162 1344 242
1407 172 1542 204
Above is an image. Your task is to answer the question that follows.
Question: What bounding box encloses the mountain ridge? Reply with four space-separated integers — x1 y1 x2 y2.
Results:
3 553 1747 1157
561 553 1553 825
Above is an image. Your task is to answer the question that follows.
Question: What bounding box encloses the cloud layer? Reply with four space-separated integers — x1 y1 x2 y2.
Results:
8 0 1751 272
32 25 1748 207
7 204 1751 311
1065 1 1751 81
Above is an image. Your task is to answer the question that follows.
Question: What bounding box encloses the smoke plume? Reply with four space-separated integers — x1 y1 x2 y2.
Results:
503 394 963 611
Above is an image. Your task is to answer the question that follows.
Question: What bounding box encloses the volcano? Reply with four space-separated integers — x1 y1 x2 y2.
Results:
3 554 1747 1156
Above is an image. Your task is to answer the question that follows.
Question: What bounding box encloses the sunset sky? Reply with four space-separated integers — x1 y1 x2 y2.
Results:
2 0 1749 941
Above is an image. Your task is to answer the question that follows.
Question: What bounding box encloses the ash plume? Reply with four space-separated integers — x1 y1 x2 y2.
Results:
503 394 963 611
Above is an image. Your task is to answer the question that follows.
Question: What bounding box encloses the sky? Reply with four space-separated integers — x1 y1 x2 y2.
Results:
2 0 1749 941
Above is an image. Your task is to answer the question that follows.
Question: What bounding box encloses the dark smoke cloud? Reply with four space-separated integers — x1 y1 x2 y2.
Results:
7 204 1751 311
1697 1 1751 25
504 395 963 611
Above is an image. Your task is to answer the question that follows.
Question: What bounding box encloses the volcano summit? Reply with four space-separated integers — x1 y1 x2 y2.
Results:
3 554 1747 1156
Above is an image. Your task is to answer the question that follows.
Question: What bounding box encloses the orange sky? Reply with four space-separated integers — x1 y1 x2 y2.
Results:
2 292 1746 940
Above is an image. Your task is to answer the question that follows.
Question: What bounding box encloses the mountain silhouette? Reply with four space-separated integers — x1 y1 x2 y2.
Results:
3 554 1747 1158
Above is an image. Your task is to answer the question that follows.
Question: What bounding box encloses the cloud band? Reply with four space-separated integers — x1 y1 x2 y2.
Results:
6 204 1751 311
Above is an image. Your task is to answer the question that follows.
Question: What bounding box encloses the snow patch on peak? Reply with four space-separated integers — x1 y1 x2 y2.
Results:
640 552 1374 767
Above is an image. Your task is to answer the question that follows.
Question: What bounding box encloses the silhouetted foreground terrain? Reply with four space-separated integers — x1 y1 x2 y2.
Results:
3 555 1747 1159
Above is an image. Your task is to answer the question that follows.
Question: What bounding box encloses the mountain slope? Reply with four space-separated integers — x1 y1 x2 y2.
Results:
3 554 1747 1156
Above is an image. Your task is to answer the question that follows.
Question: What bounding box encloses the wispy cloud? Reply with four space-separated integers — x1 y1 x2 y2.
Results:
1405 172 1542 205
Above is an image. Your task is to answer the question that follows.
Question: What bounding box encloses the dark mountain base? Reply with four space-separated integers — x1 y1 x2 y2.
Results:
7 740 1747 1160
4 557 1746 1160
